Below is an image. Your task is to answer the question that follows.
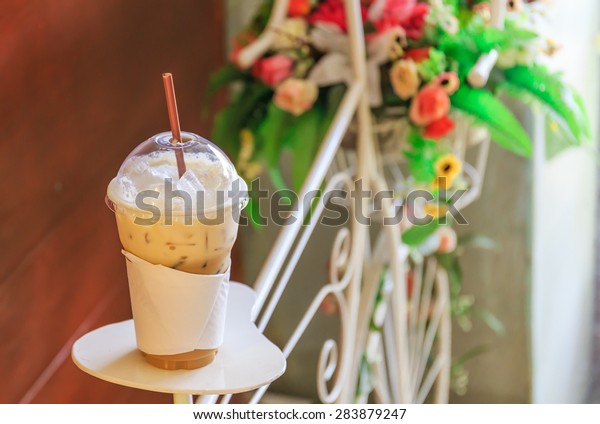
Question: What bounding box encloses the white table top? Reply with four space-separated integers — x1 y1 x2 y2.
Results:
71 282 286 395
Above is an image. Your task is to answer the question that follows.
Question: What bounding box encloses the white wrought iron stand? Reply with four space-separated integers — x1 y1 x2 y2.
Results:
232 0 501 404
72 0 504 404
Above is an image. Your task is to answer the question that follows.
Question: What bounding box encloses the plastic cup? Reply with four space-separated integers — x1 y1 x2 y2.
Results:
106 131 247 369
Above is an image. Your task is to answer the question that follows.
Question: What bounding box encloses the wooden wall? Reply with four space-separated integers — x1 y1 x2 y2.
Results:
0 0 227 403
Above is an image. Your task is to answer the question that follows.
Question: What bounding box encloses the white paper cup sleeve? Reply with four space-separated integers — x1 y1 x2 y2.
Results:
123 250 230 355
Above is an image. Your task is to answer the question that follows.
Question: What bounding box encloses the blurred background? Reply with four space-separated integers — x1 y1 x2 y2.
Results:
0 0 598 404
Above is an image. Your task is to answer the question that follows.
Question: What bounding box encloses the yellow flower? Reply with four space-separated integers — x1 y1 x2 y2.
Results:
242 162 264 180
434 154 462 181
424 203 448 219
432 175 455 191
238 129 255 165
390 60 420 100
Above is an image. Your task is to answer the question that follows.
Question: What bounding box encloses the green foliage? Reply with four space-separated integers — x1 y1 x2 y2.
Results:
417 49 448 81
451 86 532 157
437 16 537 79
501 65 590 145
402 219 441 246
249 0 275 34
212 82 272 159
473 307 505 335
288 107 323 191
404 130 439 183
437 232 504 336
257 102 294 168
207 63 246 95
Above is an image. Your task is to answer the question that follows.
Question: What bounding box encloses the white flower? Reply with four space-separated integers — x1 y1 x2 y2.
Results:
308 24 406 107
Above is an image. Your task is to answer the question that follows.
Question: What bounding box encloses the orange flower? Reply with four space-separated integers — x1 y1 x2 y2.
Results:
409 86 450 126
437 227 457 253
288 0 312 17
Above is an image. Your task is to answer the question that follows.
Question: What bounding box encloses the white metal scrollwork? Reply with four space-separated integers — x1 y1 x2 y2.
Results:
201 0 496 405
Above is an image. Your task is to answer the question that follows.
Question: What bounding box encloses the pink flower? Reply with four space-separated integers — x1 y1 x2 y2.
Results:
372 0 416 33
385 0 417 21
433 72 460 95
273 78 318 116
423 116 454 140
409 86 450 126
252 55 294 87
437 227 457 253
400 2 429 40
309 0 368 32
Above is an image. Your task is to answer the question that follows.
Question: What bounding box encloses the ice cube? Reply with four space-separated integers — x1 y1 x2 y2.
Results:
177 170 205 193
118 176 137 202
149 163 178 181
176 170 206 212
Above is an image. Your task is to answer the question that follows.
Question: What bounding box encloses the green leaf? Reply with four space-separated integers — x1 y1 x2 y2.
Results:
207 63 246 95
268 166 289 191
319 85 346 141
244 195 263 229
211 82 272 159
212 106 238 155
286 84 344 191
451 345 491 372
451 86 532 157
404 130 438 183
499 82 578 148
417 48 448 82
473 307 505 336
503 65 590 144
288 108 322 191
574 91 592 139
257 102 293 168
402 219 440 246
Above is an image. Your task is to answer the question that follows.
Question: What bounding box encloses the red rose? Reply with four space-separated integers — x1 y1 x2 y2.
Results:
308 0 368 32
423 116 455 139
252 55 294 87
404 47 430 63
409 86 450 126
289 0 311 17
400 2 429 40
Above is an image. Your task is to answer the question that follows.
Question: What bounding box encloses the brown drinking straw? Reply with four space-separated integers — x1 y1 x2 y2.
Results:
162 73 187 178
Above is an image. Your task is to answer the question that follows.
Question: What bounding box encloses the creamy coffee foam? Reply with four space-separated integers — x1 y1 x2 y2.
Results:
107 150 241 212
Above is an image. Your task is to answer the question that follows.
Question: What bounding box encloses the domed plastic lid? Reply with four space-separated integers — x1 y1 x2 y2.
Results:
107 131 247 215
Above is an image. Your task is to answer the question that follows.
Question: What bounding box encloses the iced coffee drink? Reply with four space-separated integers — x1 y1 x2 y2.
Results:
106 131 247 370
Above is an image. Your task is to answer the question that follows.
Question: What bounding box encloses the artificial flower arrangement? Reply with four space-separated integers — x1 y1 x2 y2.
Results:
211 0 588 216
210 0 589 394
